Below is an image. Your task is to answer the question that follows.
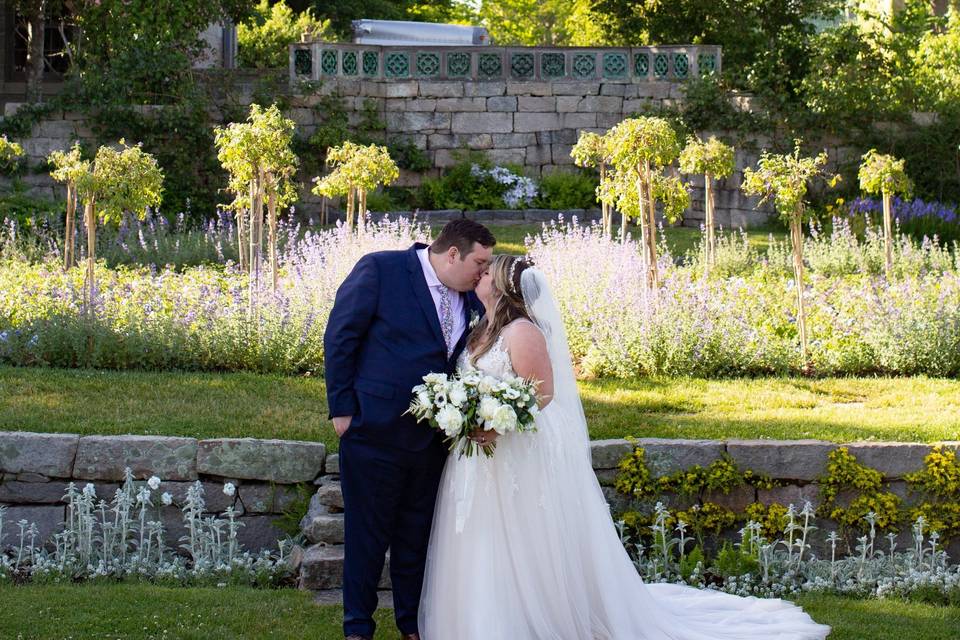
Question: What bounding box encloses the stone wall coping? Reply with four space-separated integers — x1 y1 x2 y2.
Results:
3 431 950 484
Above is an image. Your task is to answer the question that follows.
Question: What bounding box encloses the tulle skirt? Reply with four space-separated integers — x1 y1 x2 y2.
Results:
418 401 831 640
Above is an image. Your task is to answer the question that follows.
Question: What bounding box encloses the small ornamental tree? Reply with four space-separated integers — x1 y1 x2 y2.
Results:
571 131 614 238
215 104 299 297
858 149 912 278
75 140 163 308
312 141 399 231
48 143 89 271
0 135 23 171
606 117 688 290
742 142 839 370
679 135 736 275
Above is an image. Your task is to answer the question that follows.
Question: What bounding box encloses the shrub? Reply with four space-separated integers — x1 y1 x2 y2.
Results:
534 170 599 210
238 0 330 69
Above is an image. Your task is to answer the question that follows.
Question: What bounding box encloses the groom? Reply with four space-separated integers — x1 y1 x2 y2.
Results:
324 219 496 640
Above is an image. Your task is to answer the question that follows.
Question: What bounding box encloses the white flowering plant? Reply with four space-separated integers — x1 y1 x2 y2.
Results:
407 369 540 458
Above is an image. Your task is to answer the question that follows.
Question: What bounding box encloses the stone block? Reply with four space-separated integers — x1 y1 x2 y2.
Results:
325 454 339 475
491 133 537 147
526 144 553 165
238 483 302 514
36 120 77 139
197 438 326 484
233 515 287 553
359 82 386 98
487 148 527 165
385 111 451 132
624 98 655 113
517 96 557 112
844 442 934 479
302 512 344 544
0 505 64 549
597 112 625 128
639 82 673 100
524 209 572 222
419 81 464 98
577 96 624 113
384 81 419 98
591 439 636 470
515 112 561 133
15 473 49 483
631 438 726 476
537 130 578 145
434 97 486 112
757 483 822 510
0 432 78 477
464 209 525 222
0 480 102 504
299 545 392 590
428 133 493 150
506 82 552 96
452 112 513 134
464 82 506 97
486 96 518 112
703 486 757 512
599 84 630 97
726 440 837 482
601 485 633 515
562 112 598 129
557 96 581 113
552 82 601 96
384 98 436 112
313 479 344 511
73 435 197 482
551 144 575 165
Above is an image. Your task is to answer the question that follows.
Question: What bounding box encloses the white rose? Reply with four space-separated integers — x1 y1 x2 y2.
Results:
448 382 468 407
435 405 464 438
478 395 500 423
503 386 521 400
477 376 499 394
490 404 518 435
223 482 236 497
147 476 161 490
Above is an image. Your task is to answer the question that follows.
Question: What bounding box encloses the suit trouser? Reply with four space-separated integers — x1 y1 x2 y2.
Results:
339 435 447 637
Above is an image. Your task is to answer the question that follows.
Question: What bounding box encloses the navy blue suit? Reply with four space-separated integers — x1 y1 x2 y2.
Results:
324 243 483 638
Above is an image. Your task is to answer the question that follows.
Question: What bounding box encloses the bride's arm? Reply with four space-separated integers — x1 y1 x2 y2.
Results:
506 322 554 409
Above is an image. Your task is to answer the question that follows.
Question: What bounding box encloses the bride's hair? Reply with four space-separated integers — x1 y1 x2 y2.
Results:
468 254 533 364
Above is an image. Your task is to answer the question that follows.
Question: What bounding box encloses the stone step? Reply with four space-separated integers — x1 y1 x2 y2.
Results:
298 544 391 590
302 512 345 544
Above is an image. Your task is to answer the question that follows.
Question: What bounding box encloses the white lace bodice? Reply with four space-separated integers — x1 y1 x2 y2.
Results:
458 319 541 379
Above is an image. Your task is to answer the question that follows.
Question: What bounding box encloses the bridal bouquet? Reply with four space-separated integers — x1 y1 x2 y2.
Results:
407 370 540 458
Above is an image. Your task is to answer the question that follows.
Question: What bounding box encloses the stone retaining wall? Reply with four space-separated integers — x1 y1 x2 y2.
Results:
4 431 954 591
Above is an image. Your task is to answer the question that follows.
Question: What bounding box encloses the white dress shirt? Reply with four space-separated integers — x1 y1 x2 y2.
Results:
417 247 466 349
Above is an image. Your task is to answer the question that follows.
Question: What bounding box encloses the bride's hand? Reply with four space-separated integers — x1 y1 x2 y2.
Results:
469 428 498 446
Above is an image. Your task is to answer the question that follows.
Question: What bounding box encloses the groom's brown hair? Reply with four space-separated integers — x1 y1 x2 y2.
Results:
430 219 496 259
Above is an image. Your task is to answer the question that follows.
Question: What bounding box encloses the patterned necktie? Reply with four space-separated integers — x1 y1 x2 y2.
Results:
437 283 454 357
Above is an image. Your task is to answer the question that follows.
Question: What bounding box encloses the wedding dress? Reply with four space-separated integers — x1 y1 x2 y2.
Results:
418 269 831 640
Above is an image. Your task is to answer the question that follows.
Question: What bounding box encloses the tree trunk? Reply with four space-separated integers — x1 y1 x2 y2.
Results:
267 187 278 293
25 3 46 104
63 182 75 270
600 164 609 238
346 188 355 231
84 199 95 310
236 208 248 272
705 172 715 276
645 162 659 291
882 190 893 279
790 214 809 369
359 189 367 232
248 177 262 320
635 174 648 281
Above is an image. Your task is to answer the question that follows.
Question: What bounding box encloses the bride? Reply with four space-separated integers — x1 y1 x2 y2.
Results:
418 255 831 640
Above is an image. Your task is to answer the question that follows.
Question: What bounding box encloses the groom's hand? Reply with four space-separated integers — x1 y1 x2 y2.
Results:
332 416 352 437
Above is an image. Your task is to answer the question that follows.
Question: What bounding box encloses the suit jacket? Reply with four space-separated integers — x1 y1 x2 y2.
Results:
324 243 484 451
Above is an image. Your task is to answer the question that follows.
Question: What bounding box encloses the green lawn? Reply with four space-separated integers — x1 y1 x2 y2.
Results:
3 366 959 449
0 583 955 639
431 222 785 257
